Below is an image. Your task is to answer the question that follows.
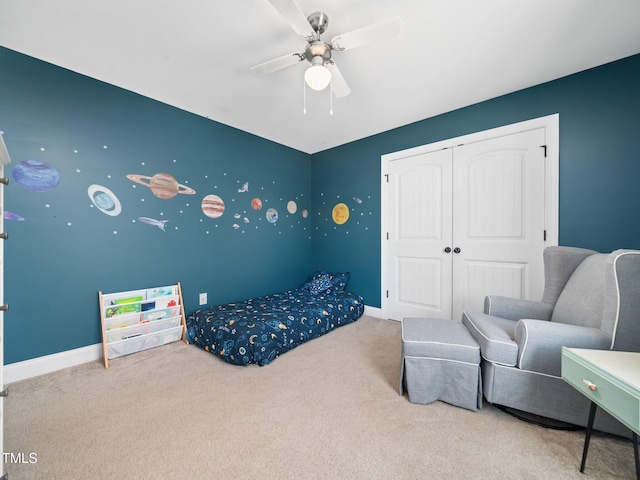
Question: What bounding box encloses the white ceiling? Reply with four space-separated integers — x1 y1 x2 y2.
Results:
1 0 639 154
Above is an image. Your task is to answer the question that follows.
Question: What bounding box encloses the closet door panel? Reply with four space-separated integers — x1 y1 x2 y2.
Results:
452 128 546 321
387 149 453 320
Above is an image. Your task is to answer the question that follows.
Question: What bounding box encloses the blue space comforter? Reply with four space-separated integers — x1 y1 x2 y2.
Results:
186 272 364 366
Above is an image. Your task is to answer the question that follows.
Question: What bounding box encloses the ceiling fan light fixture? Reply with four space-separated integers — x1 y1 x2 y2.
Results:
304 57 332 91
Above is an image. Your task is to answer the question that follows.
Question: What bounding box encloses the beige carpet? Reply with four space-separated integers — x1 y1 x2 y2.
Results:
4 316 636 479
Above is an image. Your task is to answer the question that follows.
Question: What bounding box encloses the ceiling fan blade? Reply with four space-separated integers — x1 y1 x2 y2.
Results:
326 62 351 98
250 52 303 76
331 16 404 51
267 0 316 40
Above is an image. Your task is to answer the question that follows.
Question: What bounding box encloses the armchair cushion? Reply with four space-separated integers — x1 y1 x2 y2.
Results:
485 296 553 321
462 312 518 366
550 254 606 327
515 319 611 376
540 246 598 305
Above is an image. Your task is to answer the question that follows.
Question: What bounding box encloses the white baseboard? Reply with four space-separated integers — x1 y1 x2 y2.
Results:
4 343 102 384
2 304 388 384
364 305 384 319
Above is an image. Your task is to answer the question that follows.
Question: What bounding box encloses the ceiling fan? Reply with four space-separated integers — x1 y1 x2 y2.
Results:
250 0 404 98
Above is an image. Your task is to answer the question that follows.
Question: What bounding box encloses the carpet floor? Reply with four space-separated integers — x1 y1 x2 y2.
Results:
4 316 636 479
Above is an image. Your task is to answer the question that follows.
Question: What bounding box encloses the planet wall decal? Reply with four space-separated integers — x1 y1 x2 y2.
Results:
88 184 122 216
202 194 225 219
251 198 263 210
127 172 196 199
3 211 24 221
332 203 350 225
266 208 278 223
287 200 297 214
12 160 60 192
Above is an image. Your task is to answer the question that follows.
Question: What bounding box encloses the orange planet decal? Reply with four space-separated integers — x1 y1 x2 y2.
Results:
201 194 225 219
251 198 263 210
127 173 196 199
332 203 349 225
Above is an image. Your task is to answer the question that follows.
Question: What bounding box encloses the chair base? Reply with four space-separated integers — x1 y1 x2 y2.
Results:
493 404 583 430
483 360 631 438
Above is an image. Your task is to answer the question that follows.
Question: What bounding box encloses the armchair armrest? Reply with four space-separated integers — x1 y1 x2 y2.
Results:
515 319 612 376
484 296 554 321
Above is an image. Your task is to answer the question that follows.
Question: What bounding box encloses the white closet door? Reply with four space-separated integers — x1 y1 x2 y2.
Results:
384 120 553 322
451 128 546 321
387 149 453 320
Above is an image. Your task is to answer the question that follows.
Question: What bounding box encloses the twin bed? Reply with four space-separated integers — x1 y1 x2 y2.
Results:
186 271 364 366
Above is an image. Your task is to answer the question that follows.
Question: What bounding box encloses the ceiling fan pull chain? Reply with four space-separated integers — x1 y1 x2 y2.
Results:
303 78 307 115
329 80 333 115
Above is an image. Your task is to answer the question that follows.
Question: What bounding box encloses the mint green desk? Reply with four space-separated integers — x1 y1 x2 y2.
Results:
561 347 640 478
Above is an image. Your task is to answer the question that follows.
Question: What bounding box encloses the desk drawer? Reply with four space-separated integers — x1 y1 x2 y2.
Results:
562 354 640 432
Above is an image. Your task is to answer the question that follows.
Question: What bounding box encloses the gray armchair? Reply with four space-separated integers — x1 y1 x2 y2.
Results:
462 246 640 436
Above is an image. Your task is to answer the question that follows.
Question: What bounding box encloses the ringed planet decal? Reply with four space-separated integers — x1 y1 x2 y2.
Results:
127 172 196 199
88 184 122 216
332 203 349 225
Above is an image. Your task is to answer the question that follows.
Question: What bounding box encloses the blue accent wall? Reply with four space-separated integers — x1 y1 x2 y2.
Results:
0 47 312 364
2 45 639 364
311 53 640 308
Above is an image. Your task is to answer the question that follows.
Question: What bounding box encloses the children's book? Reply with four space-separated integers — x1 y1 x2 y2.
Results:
106 303 141 317
141 306 180 322
153 295 179 309
147 286 177 299
112 295 144 305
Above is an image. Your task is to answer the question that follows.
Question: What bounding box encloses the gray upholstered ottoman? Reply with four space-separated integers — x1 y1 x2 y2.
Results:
399 317 482 411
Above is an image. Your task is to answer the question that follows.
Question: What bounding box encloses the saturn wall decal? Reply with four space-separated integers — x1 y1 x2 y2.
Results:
127 172 195 199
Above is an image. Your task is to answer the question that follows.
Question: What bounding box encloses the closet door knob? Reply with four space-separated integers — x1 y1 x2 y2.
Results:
0 232 7 240
453 247 461 254
444 247 451 253
0 304 8 311
0 177 8 185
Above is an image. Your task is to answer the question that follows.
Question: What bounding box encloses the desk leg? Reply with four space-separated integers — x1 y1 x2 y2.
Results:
580 402 598 473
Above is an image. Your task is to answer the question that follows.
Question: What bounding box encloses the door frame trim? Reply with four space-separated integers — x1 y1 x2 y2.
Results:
380 114 559 320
